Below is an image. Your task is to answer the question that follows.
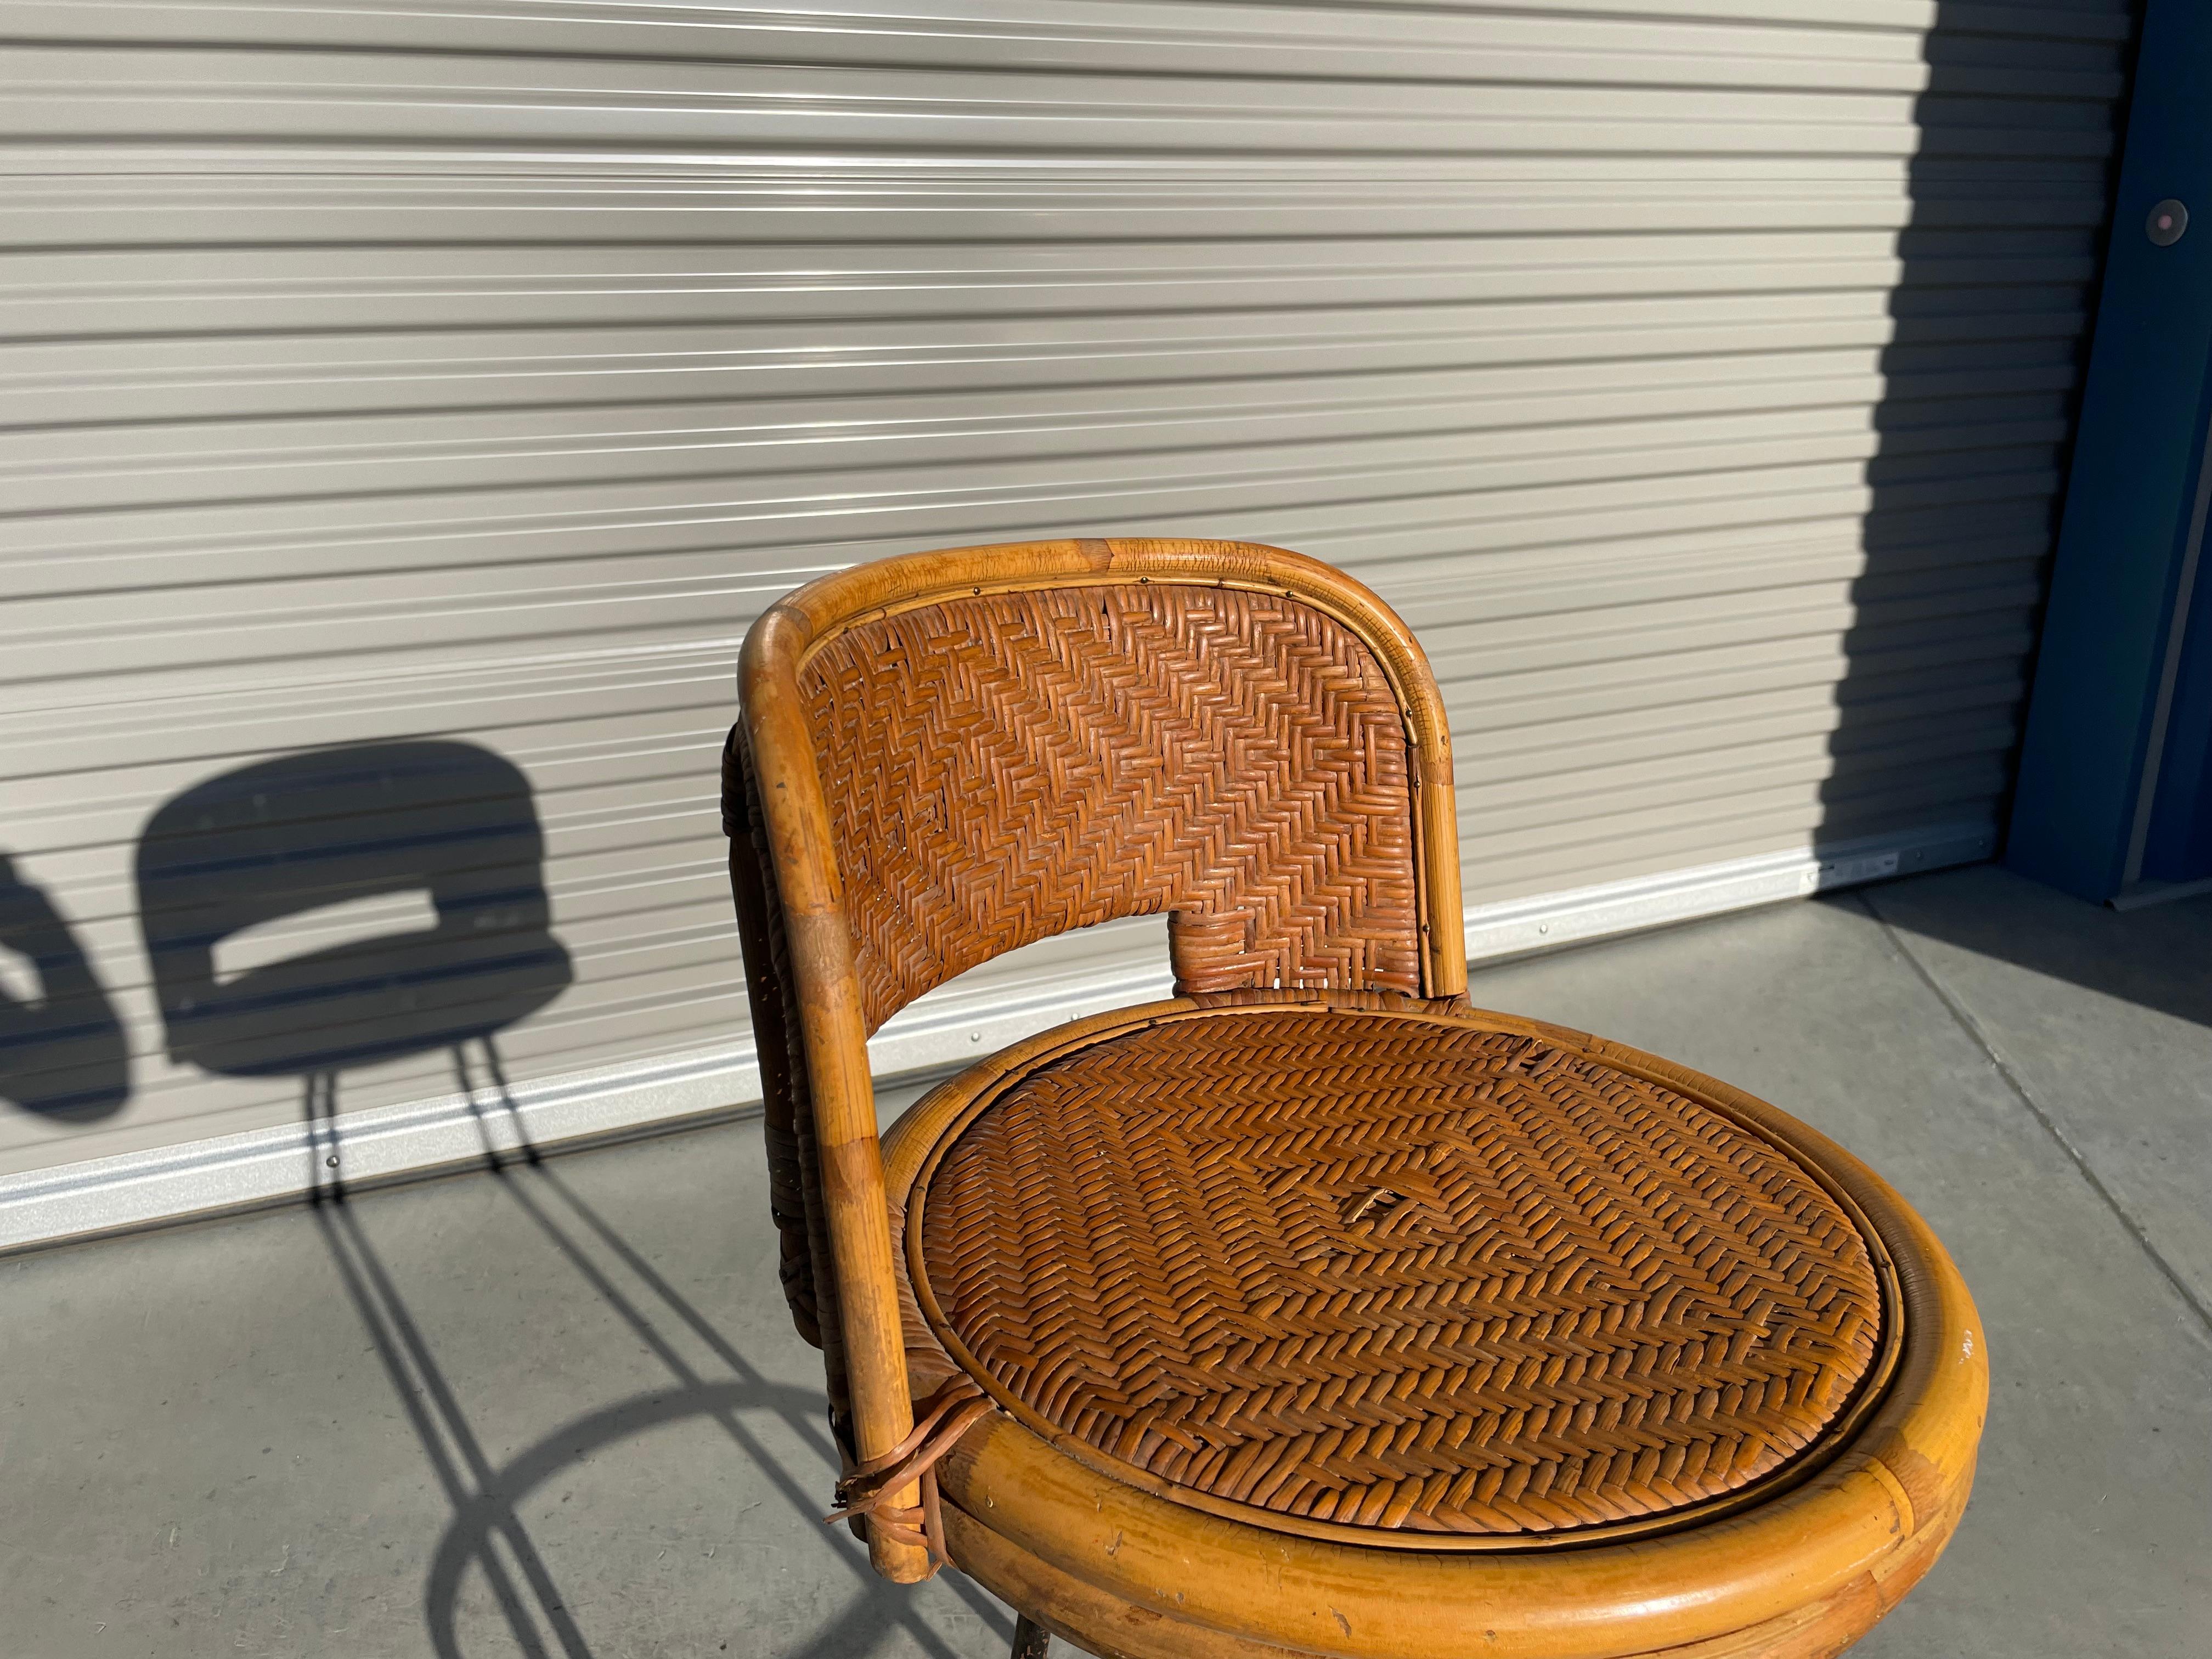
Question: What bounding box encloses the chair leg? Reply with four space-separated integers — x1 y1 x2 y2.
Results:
1010 1612 1052 1658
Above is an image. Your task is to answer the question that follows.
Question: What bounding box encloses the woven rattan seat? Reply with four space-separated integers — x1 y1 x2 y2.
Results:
901 1002 1896 1547
725 538 1985 1659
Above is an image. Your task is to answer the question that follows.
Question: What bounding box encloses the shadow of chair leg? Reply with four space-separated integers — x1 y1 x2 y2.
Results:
303 1071 344 1203
452 1044 509 1173
479 1034 541 1166
454 1035 544 1173
313 1198 594 1659
483 1159 1017 1653
419 1378 996 1659
309 1061 1015 1654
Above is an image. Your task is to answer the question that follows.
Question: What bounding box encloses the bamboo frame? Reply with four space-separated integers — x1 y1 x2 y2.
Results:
731 537 1986 1648
737 537 1465 1581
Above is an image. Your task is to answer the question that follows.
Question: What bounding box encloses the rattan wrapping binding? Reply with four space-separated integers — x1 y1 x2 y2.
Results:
909 1007 1888 1539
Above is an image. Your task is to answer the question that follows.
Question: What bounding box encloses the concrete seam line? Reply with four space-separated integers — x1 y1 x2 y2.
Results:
1858 890 2212 1342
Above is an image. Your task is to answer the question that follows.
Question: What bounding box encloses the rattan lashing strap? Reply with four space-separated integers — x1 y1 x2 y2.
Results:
823 1377 997 1571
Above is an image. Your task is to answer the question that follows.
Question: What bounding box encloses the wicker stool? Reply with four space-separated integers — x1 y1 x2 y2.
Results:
725 539 1984 1658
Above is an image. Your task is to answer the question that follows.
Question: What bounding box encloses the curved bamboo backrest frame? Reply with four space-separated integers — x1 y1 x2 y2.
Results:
727 537 1463 1580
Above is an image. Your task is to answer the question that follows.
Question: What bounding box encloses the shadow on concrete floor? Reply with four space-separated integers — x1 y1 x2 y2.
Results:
315 1140 1013 1659
4 866 2207 1657
1861 862 2212 1032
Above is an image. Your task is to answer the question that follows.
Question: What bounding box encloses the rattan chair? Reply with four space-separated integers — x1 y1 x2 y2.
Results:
723 538 1985 1659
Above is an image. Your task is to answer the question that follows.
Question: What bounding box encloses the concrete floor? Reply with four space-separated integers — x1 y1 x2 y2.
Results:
2 865 2207 1658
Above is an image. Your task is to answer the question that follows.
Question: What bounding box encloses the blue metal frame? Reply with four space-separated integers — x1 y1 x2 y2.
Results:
2138 539 2212 881
2007 0 2212 902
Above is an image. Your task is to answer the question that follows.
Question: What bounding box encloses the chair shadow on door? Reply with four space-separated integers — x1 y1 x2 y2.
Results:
0 851 130 1124
136 740 573 1194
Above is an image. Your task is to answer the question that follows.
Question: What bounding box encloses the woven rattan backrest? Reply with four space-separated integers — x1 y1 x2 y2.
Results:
809 584 1423 1025
745 539 1464 1022
723 537 1463 1580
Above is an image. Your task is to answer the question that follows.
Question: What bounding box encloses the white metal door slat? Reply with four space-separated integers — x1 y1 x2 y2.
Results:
2 424 2073 584
0 236 2107 337
13 0 2123 86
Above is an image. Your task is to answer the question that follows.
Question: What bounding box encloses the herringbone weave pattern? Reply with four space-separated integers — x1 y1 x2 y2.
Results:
916 1009 1884 1536
799 586 1423 1031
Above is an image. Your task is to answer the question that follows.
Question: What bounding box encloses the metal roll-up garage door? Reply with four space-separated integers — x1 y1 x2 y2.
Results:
0 0 2135 1232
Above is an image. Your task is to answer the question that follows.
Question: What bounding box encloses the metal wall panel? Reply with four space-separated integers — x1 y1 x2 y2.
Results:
0 0 2134 1178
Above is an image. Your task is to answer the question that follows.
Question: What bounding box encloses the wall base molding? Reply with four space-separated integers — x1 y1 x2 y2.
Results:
0 821 1993 1254
1461 821 1996 960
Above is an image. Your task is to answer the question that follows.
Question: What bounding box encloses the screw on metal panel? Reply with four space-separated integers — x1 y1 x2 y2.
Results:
2148 199 2189 246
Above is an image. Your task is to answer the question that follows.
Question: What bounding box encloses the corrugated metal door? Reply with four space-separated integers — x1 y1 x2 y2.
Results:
0 1 2134 1190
